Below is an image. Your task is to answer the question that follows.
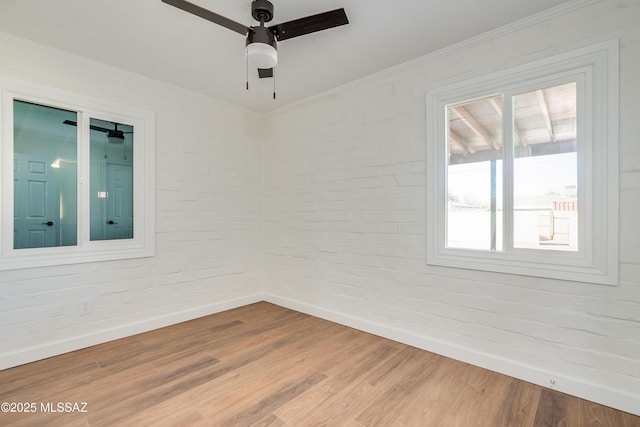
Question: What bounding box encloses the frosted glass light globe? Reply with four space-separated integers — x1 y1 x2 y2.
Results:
246 42 277 69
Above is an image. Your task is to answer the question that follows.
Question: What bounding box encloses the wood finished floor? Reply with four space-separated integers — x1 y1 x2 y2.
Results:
1 302 638 426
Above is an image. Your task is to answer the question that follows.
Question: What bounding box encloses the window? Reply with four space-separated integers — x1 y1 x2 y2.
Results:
1 78 155 269
426 41 618 285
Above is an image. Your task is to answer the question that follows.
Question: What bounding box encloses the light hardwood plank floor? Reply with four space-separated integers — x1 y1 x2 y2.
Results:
1 302 638 426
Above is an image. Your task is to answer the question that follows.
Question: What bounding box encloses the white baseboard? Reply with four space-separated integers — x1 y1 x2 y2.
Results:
0 293 264 371
3 292 638 417
264 293 640 417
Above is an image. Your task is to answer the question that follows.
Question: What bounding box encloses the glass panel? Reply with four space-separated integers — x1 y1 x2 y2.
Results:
13 100 77 249
446 95 503 250
89 118 134 241
512 82 577 251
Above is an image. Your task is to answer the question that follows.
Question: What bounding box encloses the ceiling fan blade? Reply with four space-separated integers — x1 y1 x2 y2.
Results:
258 68 274 79
63 120 111 133
161 0 249 36
269 8 348 41
63 119 134 134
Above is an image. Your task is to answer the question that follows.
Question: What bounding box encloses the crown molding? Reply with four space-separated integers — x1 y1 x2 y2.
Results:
269 0 602 116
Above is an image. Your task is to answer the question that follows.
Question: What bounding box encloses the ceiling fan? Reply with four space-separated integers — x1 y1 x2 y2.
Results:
161 0 349 86
63 120 132 144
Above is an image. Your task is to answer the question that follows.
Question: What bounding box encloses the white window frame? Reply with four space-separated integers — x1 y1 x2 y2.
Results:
0 77 155 270
426 40 618 285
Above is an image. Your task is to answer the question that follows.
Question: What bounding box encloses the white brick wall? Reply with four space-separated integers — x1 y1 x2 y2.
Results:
264 0 640 415
0 35 264 367
1 0 639 416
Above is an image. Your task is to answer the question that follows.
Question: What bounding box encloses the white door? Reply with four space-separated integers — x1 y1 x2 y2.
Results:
105 163 133 239
13 154 59 249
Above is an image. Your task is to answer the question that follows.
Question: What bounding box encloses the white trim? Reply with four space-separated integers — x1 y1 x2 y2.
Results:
269 0 601 116
0 76 155 270
0 1 599 118
0 30 260 118
426 40 618 285
3 291 638 416
264 293 640 417
0 293 264 371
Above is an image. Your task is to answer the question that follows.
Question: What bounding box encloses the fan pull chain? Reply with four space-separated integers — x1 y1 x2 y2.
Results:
246 53 249 90
273 68 276 100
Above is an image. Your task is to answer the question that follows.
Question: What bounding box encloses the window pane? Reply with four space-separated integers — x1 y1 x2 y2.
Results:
89 118 134 241
446 96 503 250
512 82 577 251
13 100 77 249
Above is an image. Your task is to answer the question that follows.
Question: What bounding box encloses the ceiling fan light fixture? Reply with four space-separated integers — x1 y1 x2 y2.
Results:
106 129 125 145
246 42 277 69
162 0 350 87
246 24 278 69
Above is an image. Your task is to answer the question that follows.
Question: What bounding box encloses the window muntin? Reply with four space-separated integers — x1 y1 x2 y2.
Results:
445 83 578 252
427 41 618 285
1 79 155 270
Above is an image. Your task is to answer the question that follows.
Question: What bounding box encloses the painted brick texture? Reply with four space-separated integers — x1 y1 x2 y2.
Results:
0 37 264 361
264 0 640 412
0 0 638 416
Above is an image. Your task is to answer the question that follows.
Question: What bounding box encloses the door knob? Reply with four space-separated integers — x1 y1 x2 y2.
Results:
107 220 118 225
41 221 54 226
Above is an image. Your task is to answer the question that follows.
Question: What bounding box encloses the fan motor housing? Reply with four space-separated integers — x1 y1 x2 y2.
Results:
251 0 274 23
246 25 276 49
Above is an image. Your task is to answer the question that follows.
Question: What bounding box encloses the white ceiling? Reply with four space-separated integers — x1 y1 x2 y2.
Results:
0 0 576 113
